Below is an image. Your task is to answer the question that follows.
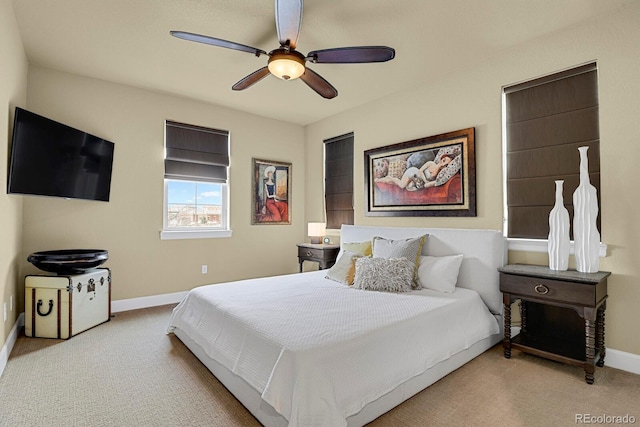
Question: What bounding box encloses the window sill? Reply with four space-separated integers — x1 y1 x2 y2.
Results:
507 238 608 257
160 229 233 240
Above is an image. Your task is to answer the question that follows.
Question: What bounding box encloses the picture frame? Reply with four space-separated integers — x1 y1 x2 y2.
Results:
364 127 476 217
251 158 292 225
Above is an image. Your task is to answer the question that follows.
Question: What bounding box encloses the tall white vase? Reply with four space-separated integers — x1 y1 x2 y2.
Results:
548 180 570 271
573 146 600 273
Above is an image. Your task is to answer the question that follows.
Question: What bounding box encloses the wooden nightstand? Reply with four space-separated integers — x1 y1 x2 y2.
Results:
499 264 610 384
296 243 340 273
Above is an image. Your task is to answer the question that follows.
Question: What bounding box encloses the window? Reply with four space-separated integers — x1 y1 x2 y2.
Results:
324 133 354 230
161 121 231 240
503 63 601 250
165 180 227 228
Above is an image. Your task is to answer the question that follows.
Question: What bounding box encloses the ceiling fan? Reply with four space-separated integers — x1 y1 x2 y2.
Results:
170 0 395 99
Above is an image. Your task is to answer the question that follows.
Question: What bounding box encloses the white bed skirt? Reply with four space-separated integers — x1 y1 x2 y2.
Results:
172 322 502 427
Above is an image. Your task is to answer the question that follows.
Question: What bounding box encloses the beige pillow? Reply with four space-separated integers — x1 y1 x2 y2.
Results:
325 251 361 285
372 235 427 289
342 241 372 256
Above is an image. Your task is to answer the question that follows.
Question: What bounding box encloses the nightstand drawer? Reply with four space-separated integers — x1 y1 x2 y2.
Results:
500 274 605 306
298 246 326 260
296 243 340 273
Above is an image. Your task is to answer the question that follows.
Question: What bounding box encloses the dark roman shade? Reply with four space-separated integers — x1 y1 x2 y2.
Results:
504 63 600 239
324 133 354 230
165 120 230 183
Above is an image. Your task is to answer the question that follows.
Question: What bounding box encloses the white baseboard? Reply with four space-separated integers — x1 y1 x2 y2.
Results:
0 312 25 378
111 291 187 313
605 348 640 375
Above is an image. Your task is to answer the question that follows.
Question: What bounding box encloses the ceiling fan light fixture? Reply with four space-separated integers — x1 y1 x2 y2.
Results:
268 50 306 80
173 1 394 97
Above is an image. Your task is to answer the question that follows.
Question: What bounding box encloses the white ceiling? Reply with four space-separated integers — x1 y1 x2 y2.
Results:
11 0 633 126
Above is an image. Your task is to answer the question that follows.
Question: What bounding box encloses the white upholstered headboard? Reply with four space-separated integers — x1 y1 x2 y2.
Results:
340 225 507 315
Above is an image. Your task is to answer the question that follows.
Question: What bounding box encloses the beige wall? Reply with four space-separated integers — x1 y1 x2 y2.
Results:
305 3 640 356
4 1 639 360
0 0 27 351
21 67 306 306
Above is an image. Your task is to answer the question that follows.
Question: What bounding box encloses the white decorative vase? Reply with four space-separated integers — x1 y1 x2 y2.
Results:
572 146 600 273
548 180 570 271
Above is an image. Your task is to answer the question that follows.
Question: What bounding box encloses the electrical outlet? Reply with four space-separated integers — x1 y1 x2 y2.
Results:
201 265 208 274
10 295 13 311
3 302 6 322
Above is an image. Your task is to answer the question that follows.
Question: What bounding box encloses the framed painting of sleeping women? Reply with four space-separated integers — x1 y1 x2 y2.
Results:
364 127 476 217
251 158 292 225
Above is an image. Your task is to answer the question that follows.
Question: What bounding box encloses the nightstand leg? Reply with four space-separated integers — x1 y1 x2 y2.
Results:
585 319 596 384
503 301 512 359
519 300 528 334
596 303 606 367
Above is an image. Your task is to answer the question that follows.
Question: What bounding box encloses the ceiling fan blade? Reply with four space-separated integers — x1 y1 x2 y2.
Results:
232 67 271 91
299 68 338 99
275 0 303 49
171 31 267 56
307 46 395 64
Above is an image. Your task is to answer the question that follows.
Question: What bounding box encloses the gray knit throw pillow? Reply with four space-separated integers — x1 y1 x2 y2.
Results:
353 257 414 293
372 235 427 289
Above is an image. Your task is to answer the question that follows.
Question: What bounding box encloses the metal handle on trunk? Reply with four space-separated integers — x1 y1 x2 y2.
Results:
36 299 54 317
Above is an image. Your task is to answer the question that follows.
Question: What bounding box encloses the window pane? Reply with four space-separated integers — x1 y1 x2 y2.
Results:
196 182 222 227
166 180 224 228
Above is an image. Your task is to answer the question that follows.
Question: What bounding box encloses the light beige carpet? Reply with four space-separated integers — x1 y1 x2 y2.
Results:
1 304 638 427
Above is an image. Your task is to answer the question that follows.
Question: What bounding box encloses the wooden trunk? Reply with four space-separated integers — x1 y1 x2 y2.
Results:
25 268 111 339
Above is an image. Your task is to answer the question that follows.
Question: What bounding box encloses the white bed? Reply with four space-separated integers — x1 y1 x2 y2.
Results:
167 225 506 426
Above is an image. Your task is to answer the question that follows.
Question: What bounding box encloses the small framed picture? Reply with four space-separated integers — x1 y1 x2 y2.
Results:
251 158 292 225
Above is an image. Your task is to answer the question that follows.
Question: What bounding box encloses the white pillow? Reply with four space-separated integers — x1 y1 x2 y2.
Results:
417 254 464 293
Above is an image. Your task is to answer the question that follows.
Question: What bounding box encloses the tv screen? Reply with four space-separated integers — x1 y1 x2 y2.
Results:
7 107 115 202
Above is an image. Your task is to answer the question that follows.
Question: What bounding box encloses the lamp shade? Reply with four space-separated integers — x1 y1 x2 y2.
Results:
307 222 326 244
267 49 306 80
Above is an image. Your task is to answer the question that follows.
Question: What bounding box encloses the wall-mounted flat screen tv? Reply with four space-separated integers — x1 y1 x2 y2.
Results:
7 107 115 202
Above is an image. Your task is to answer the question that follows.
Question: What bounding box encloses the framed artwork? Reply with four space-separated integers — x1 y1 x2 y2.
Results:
364 127 476 217
251 158 292 225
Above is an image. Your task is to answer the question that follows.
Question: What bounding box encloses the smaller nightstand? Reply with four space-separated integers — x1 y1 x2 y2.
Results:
499 264 610 384
296 243 340 273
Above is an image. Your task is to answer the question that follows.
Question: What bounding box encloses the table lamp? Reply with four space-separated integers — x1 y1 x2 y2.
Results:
307 222 326 244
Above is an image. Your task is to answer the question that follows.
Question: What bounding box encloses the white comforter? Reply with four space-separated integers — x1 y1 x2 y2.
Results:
167 270 499 427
